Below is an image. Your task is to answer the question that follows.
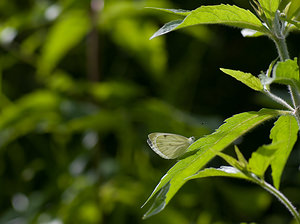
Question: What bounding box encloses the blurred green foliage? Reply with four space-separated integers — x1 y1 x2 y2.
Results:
0 0 299 224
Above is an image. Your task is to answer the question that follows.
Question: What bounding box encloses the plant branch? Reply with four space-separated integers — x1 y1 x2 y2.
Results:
273 36 290 61
253 177 300 223
272 32 300 115
264 89 295 111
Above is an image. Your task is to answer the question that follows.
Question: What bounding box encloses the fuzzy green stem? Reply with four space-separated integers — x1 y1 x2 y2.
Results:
260 179 300 223
273 36 300 120
289 85 299 109
247 174 300 223
273 37 290 61
264 89 294 111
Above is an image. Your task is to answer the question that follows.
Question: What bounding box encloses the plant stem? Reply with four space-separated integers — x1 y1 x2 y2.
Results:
248 173 300 223
273 37 290 61
273 36 300 119
258 179 300 223
264 89 295 111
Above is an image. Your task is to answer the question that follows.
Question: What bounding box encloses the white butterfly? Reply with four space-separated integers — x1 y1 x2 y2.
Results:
147 133 195 159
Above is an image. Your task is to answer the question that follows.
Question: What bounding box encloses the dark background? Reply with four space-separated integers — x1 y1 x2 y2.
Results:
0 0 299 223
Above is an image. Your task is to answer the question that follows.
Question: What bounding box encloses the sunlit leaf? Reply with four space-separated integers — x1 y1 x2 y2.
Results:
214 150 246 171
220 68 263 91
248 144 277 178
272 58 300 88
286 0 300 20
151 4 268 39
270 115 298 189
275 58 299 80
234 145 248 167
143 109 279 218
258 0 281 21
248 115 298 183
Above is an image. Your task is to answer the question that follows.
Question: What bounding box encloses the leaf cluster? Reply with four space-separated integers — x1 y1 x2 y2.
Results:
143 0 300 222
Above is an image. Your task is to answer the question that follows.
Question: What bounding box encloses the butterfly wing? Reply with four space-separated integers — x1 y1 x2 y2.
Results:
147 133 193 159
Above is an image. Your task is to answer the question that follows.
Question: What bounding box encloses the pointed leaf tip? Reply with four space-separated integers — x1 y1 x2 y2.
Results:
150 20 183 39
143 183 169 219
220 68 263 91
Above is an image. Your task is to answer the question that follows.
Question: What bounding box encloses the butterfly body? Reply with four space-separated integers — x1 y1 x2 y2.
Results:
147 133 195 159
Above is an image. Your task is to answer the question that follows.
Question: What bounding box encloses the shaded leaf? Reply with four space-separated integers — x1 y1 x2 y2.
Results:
38 10 90 75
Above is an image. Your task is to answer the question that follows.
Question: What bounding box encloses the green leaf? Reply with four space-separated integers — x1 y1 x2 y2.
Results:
216 151 246 171
286 0 300 20
38 10 90 75
270 115 298 189
180 4 267 31
186 166 250 181
275 58 299 80
287 19 300 30
109 18 167 77
272 58 300 88
234 145 248 167
143 109 279 218
220 68 263 91
248 115 298 183
142 183 170 219
150 20 183 40
151 4 268 39
258 0 281 21
248 144 277 178
0 91 62 148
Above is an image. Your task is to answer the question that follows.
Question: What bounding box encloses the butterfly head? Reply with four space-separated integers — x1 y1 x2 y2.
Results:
188 136 195 144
